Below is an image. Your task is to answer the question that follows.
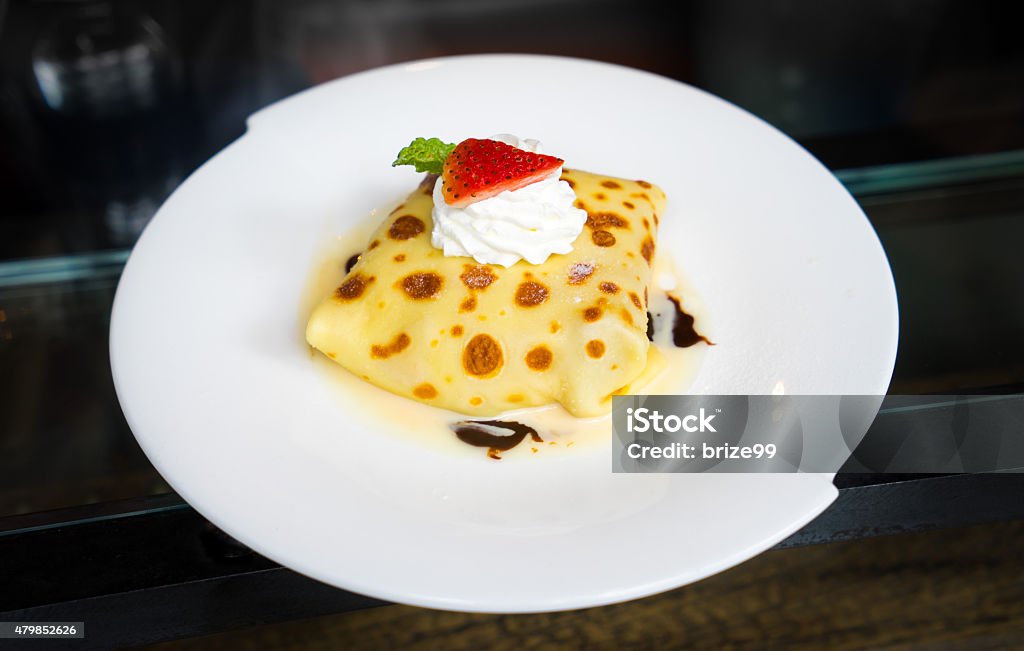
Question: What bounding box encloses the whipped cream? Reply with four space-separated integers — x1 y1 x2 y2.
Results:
430 134 587 267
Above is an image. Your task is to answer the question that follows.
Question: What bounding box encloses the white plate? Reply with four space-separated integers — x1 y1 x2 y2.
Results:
110 54 898 612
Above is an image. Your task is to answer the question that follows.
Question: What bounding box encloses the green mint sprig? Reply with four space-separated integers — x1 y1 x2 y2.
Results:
391 137 456 175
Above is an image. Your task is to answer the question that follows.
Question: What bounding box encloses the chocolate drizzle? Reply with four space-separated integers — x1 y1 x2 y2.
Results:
647 294 712 347
452 420 543 460
344 253 360 274
667 295 712 347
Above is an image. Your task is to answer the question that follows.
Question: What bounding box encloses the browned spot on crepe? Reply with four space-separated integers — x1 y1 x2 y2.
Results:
469 396 483 406
587 212 629 229
515 280 550 307
601 180 622 189
507 394 525 403
460 296 477 312
413 383 438 399
388 215 425 241
550 321 561 334
592 230 616 247
400 272 443 299
451 325 464 336
463 334 503 377
583 306 603 322
594 192 607 201
393 254 406 262
567 262 595 285
623 201 635 210
525 346 553 371
636 180 652 188
629 292 643 310
641 236 656 265
620 308 634 326
599 281 620 295
371 332 410 359
335 274 374 300
586 340 606 358
460 264 497 290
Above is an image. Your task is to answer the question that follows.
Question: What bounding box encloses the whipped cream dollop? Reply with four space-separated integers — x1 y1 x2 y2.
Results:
430 134 587 267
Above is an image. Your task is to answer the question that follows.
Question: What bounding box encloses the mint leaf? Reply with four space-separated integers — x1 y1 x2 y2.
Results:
392 137 455 175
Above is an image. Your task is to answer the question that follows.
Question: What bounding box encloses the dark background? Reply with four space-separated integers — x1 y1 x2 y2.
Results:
2 0 1023 258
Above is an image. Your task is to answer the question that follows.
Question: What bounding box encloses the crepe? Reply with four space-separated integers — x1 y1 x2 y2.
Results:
306 169 666 417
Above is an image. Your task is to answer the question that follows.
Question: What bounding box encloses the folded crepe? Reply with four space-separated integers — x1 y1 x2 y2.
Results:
306 169 665 417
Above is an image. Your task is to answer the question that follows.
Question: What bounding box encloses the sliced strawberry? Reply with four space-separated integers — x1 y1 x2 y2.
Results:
441 138 564 207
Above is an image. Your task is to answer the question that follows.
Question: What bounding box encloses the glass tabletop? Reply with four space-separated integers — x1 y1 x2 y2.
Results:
1 0 1023 525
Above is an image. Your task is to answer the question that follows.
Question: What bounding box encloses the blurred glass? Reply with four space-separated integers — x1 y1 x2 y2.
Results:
29 0 186 247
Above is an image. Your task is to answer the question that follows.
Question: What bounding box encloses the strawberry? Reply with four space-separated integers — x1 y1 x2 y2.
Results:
440 139 563 207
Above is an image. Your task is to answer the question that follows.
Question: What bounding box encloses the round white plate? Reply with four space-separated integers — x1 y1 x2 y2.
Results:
110 54 898 612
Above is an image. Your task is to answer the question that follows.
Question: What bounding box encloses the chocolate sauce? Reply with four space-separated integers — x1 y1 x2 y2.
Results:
647 295 712 348
668 295 713 347
344 253 360 273
452 420 543 460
